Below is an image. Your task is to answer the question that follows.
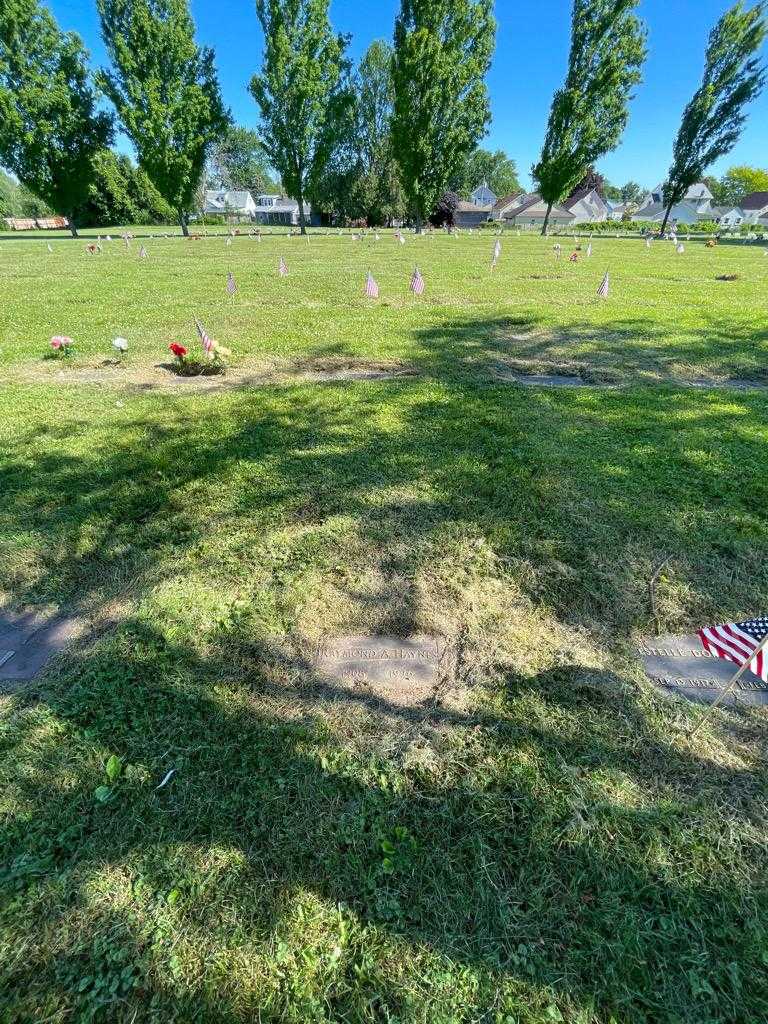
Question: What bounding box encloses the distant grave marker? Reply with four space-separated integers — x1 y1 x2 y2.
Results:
312 635 443 707
639 633 768 707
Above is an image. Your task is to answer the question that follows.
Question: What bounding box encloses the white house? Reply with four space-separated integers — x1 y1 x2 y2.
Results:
562 187 609 222
741 192 768 224
252 194 313 226
639 182 714 213
470 181 498 207
203 189 257 219
454 200 492 227
495 193 575 228
490 192 525 220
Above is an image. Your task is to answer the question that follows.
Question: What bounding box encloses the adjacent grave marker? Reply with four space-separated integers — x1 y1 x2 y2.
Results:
312 635 443 707
639 633 768 707
0 608 81 688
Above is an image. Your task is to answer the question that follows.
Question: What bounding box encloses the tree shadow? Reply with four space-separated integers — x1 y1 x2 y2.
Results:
2 622 768 1020
3 310 768 1018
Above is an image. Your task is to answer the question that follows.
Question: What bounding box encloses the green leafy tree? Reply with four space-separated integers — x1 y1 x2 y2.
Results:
0 0 113 236
620 180 642 204
392 0 496 229
97 0 230 235
250 0 353 234
451 148 521 200
532 0 646 235
207 126 277 197
719 163 768 205
350 40 405 225
660 2 767 234
78 150 175 226
601 180 622 202
0 170 18 217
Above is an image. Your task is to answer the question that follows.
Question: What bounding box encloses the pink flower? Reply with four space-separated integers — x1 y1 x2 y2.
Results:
51 335 73 350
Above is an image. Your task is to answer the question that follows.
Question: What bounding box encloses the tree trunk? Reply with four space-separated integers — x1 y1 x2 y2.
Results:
659 203 673 236
179 210 189 237
297 184 307 235
414 208 422 234
68 218 78 239
540 202 553 236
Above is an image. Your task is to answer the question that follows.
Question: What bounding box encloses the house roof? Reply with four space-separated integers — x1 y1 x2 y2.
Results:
742 191 768 210
492 192 524 214
563 187 607 212
456 200 491 212
204 189 254 209
503 193 573 219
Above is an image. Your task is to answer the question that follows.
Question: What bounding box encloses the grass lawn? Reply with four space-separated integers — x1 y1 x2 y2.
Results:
1 230 768 1023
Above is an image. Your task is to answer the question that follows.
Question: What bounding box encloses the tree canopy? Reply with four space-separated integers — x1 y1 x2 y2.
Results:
97 0 229 234
532 0 646 234
250 0 353 233
392 0 496 228
660 1 767 232
450 148 521 200
0 0 112 235
206 126 278 198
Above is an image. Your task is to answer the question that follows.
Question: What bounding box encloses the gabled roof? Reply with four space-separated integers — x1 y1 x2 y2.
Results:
492 192 524 214
742 191 768 210
456 200 492 212
502 193 573 219
563 187 608 212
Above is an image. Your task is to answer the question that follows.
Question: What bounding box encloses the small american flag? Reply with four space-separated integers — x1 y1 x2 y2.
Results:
364 272 379 298
279 256 288 276
597 271 610 298
646 236 652 249
699 617 768 683
194 317 214 354
676 243 685 254
47 243 53 253
398 232 406 245
226 237 232 247
586 242 592 258
226 271 237 295
139 245 147 258
410 266 425 295
493 239 501 262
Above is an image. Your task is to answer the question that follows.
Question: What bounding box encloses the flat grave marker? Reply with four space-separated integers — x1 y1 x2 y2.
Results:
311 635 443 707
639 633 768 707
0 608 82 688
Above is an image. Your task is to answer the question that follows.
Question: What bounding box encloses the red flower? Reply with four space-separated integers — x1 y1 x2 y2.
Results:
169 343 187 358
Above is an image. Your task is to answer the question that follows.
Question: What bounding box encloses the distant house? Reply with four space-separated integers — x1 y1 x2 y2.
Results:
639 182 714 211
741 192 768 224
495 193 575 228
606 201 631 221
454 200 492 227
252 193 314 226
634 182 717 225
490 193 525 221
203 189 257 219
470 181 498 207
563 187 609 223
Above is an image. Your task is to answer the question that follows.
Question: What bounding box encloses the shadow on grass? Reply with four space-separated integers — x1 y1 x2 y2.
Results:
2 621 768 1021
2 313 768 1019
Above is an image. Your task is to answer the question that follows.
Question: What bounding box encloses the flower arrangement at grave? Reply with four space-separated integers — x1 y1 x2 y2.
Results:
167 325 231 377
47 335 75 359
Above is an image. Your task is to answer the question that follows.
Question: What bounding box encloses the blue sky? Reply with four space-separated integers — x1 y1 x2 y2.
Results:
52 0 768 191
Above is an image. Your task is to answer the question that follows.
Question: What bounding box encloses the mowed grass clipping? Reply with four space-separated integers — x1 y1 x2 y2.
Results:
1 230 768 1023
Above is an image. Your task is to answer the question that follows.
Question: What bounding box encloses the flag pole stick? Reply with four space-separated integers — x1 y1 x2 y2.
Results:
688 632 768 738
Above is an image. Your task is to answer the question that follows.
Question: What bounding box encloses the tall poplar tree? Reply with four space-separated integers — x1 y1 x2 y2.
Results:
391 0 495 230
532 0 646 235
660 1 767 234
97 0 229 235
0 0 112 236
250 0 352 234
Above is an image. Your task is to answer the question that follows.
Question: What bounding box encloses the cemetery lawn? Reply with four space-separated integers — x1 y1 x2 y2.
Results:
1 231 768 1023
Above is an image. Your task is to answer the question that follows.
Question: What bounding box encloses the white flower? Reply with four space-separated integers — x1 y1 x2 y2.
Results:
112 337 129 352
